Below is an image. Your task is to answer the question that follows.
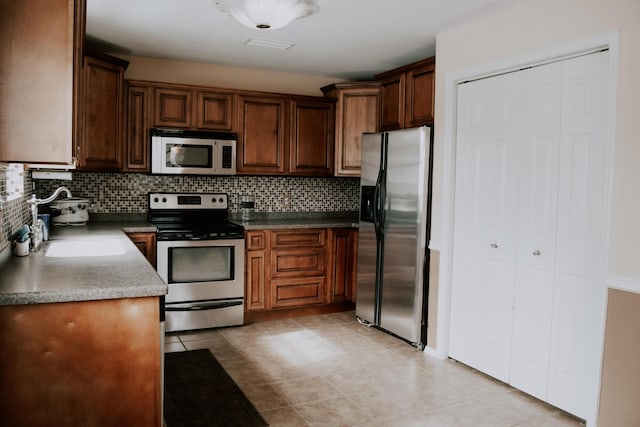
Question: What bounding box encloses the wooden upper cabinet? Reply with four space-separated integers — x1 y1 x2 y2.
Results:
237 95 288 175
77 53 128 171
405 61 435 128
152 85 234 130
153 87 192 128
289 99 335 176
376 56 435 131
0 0 84 164
196 91 235 131
124 82 152 172
321 82 379 176
378 74 405 131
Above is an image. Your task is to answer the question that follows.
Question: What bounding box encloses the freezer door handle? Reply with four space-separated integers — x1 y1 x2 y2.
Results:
165 300 243 311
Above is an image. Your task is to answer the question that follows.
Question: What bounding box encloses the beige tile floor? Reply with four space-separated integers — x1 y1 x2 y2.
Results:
165 311 584 427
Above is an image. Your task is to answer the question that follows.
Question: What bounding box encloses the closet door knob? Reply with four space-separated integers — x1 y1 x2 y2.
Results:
490 243 498 249
533 250 541 256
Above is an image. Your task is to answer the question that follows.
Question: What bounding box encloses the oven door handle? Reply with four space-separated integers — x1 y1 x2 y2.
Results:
165 300 243 311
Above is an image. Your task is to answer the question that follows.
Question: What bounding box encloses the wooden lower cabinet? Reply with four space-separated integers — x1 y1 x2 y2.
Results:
271 277 326 308
245 228 356 321
0 297 162 427
246 249 267 311
327 228 358 303
126 231 157 268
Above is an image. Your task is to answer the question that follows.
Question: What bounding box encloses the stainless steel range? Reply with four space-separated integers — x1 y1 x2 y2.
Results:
149 192 245 332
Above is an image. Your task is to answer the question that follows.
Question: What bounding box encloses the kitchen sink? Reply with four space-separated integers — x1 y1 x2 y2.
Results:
45 238 127 258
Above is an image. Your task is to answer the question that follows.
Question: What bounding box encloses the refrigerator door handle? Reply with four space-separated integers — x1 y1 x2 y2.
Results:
375 132 389 236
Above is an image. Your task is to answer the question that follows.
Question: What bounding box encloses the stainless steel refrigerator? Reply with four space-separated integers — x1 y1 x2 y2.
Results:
356 126 433 349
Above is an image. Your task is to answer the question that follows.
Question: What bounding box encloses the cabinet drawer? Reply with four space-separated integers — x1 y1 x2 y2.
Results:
271 277 325 308
246 231 266 250
271 229 325 248
271 248 325 278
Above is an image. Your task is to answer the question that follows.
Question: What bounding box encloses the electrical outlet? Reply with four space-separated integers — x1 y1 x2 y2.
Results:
282 192 291 210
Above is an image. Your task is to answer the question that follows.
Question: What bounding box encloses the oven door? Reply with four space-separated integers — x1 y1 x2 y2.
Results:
157 238 244 331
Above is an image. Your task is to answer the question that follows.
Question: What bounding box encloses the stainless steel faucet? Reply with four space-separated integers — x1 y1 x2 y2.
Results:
27 186 73 250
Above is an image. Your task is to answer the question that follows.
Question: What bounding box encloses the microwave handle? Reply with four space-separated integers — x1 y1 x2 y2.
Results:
165 300 243 311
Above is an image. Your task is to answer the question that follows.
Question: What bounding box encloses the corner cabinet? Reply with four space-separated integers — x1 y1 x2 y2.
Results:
126 231 157 268
76 53 129 171
321 82 379 177
376 56 435 131
0 0 85 164
245 227 357 322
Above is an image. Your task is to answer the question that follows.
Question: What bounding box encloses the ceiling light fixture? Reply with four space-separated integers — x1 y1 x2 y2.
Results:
215 0 319 30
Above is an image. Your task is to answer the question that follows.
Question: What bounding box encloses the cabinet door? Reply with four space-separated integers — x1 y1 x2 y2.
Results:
332 86 379 176
245 231 267 311
124 83 151 172
126 232 157 268
196 90 234 131
78 55 126 170
0 0 80 164
246 250 267 311
327 228 357 303
405 62 435 127
153 88 192 128
237 96 287 174
289 99 335 176
378 73 405 131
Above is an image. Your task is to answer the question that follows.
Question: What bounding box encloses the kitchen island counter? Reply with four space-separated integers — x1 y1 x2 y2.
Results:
0 222 166 306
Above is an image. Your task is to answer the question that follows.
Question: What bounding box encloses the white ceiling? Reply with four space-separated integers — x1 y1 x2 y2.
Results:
86 0 513 81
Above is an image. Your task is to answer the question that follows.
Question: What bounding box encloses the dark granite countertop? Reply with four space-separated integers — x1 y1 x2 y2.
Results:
231 211 360 230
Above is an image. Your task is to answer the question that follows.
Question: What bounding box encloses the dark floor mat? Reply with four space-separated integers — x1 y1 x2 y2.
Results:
164 349 268 427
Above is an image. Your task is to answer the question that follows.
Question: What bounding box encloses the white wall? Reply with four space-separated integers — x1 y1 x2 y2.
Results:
432 0 640 278
114 54 342 97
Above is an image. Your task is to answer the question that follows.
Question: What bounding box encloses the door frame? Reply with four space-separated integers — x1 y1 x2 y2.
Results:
434 31 619 424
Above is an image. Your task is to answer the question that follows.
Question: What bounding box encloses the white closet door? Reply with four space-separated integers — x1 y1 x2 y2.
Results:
547 50 609 420
477 72 520 381
510 61 562 400
449 77 487 368
450 72 520 382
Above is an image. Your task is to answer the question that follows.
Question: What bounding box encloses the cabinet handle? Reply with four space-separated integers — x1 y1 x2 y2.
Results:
533 250 541 256
490 243 498 249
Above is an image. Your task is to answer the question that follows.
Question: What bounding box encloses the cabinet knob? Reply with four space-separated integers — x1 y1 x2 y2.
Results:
490 243 498 249
533 250 541 256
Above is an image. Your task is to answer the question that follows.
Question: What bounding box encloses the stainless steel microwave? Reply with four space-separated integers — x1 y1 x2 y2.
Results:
151 128 237 175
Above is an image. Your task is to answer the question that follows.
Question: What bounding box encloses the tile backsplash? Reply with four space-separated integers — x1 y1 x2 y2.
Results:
35 172 360 215
1 164 32 251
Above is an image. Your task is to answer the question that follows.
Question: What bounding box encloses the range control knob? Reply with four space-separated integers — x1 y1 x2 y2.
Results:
162 197 167 203
153 197 159 203
219 197 224 203
211 197 216 203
